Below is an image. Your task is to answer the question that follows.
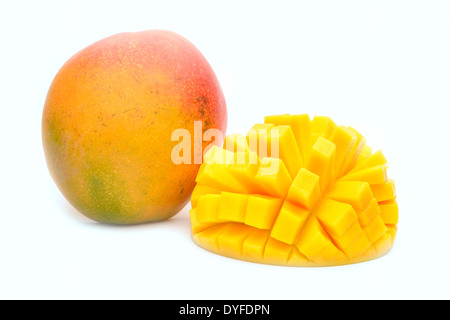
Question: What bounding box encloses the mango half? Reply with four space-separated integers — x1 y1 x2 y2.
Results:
190 114 398 267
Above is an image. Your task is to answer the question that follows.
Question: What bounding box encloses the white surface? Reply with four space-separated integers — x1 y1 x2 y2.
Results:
1 0 449 299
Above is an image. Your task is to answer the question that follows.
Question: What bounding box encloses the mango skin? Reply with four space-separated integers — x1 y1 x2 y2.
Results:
42 30 227 224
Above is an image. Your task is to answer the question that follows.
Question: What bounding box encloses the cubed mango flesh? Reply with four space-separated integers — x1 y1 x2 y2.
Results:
190 114 398 267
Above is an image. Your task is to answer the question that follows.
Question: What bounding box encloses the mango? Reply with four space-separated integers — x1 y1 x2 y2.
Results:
190 114 398 266
42 30 227 224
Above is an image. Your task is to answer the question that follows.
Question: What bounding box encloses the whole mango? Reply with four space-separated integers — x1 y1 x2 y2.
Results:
42 30 227 224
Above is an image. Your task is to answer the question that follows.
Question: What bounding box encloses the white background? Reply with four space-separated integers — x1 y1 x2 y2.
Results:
1 0 449 300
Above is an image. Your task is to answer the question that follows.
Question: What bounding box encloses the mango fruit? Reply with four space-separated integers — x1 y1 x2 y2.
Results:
190 114 398 266
42 30 227 224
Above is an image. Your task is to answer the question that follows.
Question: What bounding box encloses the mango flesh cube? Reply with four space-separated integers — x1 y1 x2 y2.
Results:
196 162 247 193
270 201 310 245
340 127 367 177
296 216 346 263
327 181 373 211
255 158 292 198
356 145 373 164
190 209 215 235
203 145 235 165
228 151 263 194
315 199 358 238
230 150 260 171
379 201 399 224
244 195 283 230
374 233 392 255
246 123 274 157
286 168 321 210
371 180 396 202
295 217 333 259
265 114 311 161
344 232 372 259
387 225 398 243
357 198 381 227
191 184 221 208
341 164 388 185
218 192 249 223
358 245 377 262
242 229 270 262
332 221 364 253
329 126 358 178
364 215 388 243
351 150 387 173
307 137 336 192
317 245 348 264
264 237 293 264
190 114 398 267
193 224 228 253
196 194 222 224
311 116 337 145
268 125 303 178
224 134 249 153
217 223 254 258
287 248 312 266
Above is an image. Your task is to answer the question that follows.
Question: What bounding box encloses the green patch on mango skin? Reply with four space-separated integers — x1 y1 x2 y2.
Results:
42 117 71 193
75 161 132 224
42 117 64 172
44 117 146 224
45 118 64 150
88 175 124 222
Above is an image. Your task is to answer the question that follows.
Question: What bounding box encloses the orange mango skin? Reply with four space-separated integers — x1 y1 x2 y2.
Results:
42 30 227 224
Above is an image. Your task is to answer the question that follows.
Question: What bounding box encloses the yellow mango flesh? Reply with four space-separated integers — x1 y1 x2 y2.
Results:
191 114 398 267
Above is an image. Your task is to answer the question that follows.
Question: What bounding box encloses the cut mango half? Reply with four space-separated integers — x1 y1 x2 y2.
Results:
190 114 398 267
